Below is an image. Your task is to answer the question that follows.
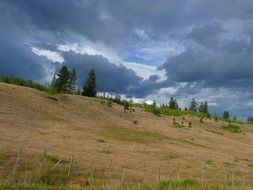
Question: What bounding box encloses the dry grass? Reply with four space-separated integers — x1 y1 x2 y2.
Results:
1 82 253 186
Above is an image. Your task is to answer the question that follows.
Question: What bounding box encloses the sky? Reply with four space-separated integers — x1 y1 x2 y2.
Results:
0 0 253 119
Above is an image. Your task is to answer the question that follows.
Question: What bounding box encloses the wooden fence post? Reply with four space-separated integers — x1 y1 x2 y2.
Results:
224 167 228 186
143 164 147 183
90 160 95 179
68 155 74 177
157 165 160 182
232 170 235 186
121 168 126 186
177 167 180 181
108 159 112 180
11 149 22 179
201 168 205 187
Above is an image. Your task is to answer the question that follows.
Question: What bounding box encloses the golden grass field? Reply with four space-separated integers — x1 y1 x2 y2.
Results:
1 82 253 189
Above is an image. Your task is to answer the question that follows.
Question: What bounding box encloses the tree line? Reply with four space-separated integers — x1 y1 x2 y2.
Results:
160 97 209 114
0 66 251 122
50 65 97 97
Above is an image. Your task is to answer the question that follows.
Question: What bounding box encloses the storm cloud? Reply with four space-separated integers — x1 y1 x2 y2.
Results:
1 0 253 118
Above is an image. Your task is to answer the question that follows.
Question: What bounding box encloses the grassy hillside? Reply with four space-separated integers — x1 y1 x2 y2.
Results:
0 82 253 189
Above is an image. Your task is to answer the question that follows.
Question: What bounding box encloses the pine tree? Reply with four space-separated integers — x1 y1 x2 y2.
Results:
222 111 230 120
247 116 253 123
82 69 96 97
168 97 179 110
51 66 70 93
199 101 208 113
203 101 208 114
153 100 156 108
67 68 77 94
198 102 204 113
189 98 198 112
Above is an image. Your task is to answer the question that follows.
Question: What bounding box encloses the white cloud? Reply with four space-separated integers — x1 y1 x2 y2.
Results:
31 47 64 63
58 42 122 64
57 41 167 82
123 61 167 81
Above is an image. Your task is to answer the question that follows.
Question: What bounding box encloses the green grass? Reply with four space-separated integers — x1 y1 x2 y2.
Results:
0 153 7 161
158 179 198 189
0 181 250 190
0 74 47 92
145 106 211 119
205 159 214 165
44 154 59 164
221 124 242 133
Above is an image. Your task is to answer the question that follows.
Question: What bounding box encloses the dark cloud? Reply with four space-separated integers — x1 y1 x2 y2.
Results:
1 0 253 118
61 52 142 94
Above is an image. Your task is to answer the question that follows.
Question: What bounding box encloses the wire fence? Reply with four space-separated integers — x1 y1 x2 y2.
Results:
1 149 253 187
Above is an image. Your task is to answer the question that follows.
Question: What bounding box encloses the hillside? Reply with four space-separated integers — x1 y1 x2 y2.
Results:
1 82 253 185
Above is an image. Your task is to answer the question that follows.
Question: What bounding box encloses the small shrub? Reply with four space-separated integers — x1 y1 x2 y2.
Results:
188 122 192 128
40 168 68 185
44 154 59 164
0 153 7 161
152 108 161 116
97 139 106 143
221 123 241 133
205 159 213 165
47 96 58 102
133 120 138 125
106 100 112 107
173 122 184 128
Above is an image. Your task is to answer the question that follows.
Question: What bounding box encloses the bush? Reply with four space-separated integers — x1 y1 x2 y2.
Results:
44 154 59 164
133 120 138 125
221 124 241 133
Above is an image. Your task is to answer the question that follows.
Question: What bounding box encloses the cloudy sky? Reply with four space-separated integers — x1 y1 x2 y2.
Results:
1 0 253 118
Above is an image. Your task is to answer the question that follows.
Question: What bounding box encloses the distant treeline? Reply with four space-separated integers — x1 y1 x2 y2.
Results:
0 68 252 124
0 75 47 91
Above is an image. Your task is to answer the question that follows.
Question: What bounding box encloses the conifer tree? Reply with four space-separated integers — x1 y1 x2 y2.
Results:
198 102 204 113
203 101 208 114
51 66 70 93
168 97 179 110
82 69 96 97
222 111 230 120
189 98 198 112
67 68 77 94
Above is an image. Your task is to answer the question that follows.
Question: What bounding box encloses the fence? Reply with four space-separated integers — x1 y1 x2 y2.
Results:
0 149 253 188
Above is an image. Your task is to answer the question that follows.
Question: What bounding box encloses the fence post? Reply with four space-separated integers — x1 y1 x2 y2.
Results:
242 175 246 187
91 160 95 179
224 167 228 186
201 168 205 187
143 164 147 183
121 168 126 186
157 165 160 182
177 167 180 181
68 155 74 177
11 148 22 180
108 159 112 180
232 170 235 186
